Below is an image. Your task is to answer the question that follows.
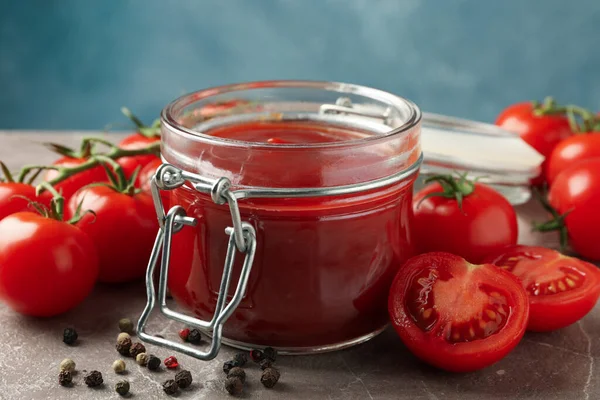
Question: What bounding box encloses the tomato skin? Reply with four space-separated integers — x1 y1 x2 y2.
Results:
547 134 600 184
137 158 170 208
548 159 600 261
45 157 107 201
496 102 573 183
0 212 99 317
67 186 158 283
388 252 529 373
483 245 600 331
0 183 51 220
412 182 518 263
117 135 161 178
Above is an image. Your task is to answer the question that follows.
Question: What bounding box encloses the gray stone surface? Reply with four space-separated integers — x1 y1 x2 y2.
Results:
0 132 597 399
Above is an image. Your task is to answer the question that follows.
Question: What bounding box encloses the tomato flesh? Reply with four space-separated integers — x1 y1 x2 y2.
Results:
389 252 529 372
484 245 600 332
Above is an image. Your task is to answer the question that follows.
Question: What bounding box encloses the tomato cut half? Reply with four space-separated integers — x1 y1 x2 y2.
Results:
388 252 529 373
483 245 600 332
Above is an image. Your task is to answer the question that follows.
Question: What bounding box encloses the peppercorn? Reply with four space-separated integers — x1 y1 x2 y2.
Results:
63 328 78 345
129 342 146 358
118 318 134 334
117 332 131 343
112 359 126 374
115 380 130 396
223 360 237 374
233 352 248 367
162 379 179 395
174 370 193 389
58 370 73 387
116 337 132 356
147 355 161 371
179 328 190 342
260 359 273 370
84 370 103 387
225 376 243 395
261 367 280 388
136 352 149 366
250 349 265 362
187 328 202 344
227 367 246 384
263 346 278 362
164 356 179 369
59 358 76 373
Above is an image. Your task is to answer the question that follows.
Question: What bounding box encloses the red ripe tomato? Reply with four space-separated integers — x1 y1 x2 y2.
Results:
547 159 600 261
117 135 160 178
547 134 600 184
483 245 600 332
67 185 158 283
496 102 573 183
413 177 518 263
388 252 529 372
0 182 51 220
0 212 99 317
45 157 107 201
137 158 170 208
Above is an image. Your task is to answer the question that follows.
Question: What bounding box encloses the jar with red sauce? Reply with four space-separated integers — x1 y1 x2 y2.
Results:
137 80 543 359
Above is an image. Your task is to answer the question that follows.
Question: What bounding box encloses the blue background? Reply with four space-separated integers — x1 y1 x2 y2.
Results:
1 0 599 130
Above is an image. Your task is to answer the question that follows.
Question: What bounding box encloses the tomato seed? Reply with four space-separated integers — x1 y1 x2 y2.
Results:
486 309 496 319
566 278 576 288
558 281 566 291
422 308 433 319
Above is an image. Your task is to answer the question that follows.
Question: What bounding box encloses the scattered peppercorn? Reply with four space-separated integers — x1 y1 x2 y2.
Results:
250 349 265 362
147 355 161 371
227 367 246 384
261 367 280 388
129 342 146 358
117 332 131 343
59 358 76 373
174 370 193 389
136 352 149 366
225 376 243 395
263 346 278 362
116 337 132 356
164 356 179 369
118 318 134 334
187 328 202 344
112 359 126 374
63 328 78 345
179 328 190 342
162 379 179 395
260 359 273 370
115 380 130 396
233 352 248 367
58 370 73 387
84 370 103 387
223 360 237 374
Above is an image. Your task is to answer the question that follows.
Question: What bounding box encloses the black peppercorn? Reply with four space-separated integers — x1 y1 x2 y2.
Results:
187 328 202 344
224 377 243 395
260 359 273 370
147 355 161 371
129 342 146 358
116 337 132 356
227 367 246 384
115 380 130 396
261 367 280 388
163 379 179 395
63 328 78 345
58 370 73 387
84 370 103 387
250 349 265 362
174 370 193 389
223 360 237 374
233 352 248 367
263 346 278 362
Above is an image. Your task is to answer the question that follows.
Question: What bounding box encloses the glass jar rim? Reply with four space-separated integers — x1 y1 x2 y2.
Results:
161 80 422 150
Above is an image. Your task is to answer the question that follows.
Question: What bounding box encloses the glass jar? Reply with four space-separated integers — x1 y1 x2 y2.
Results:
145 81 421 355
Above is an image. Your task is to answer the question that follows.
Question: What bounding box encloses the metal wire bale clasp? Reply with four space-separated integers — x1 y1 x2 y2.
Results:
137 163 257 360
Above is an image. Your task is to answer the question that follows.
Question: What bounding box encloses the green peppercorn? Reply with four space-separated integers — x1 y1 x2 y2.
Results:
59 358 76 373
174 370 193 389
115 380 130 396
112 359 126 374
117 332 131 343
118 318 134 334
58 370 73 387
136 352 149 366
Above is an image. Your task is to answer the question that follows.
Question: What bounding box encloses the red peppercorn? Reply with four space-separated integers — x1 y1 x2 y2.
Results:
178 328 190 342
164 356 179 369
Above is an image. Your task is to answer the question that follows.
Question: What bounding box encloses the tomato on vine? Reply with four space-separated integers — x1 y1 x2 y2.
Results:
118 107 161 178
0 162 51 220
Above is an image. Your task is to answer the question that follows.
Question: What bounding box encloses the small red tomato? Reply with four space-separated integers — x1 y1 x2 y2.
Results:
0 182 50 220
547 134 600 184
412 175 518 263
483 245 600 332
67 185 158 283
546 158 600 261
45 156 107 201
137 158 169 209
118 107 161 178
496 101 573 183
0 212 99 317
388 252 529 373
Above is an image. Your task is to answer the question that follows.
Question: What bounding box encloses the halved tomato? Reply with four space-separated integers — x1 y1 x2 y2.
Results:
483 245 600 332
388 252 529 373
